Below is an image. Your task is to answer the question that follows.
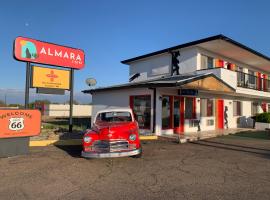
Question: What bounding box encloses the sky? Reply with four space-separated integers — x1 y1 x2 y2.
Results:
0 0 270 104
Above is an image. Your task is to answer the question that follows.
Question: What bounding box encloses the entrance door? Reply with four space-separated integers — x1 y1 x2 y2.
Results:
216 99 224 129
174 97 184 134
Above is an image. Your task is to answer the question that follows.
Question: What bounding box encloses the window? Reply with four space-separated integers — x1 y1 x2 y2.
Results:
189 119 199 127
130 95 151 129
185 97 196 119
206 119 214 126
233 101 242 116
237 66 245 87
96 112 132 123
162 96 172 129
200 98 214 117
201 55 214 69
251 102 258 116
248 70 256 88
207 57 214 69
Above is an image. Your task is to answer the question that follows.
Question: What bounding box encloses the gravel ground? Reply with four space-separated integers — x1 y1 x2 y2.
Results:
0 135 270 200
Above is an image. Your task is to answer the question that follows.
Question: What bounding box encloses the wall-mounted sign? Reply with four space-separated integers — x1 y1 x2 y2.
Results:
14 37 85 69
0 109 41 138
178 89 198 96
32 66 70 90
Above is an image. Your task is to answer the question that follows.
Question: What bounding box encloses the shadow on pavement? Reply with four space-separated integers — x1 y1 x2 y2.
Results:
191 140 270 159
58 131 84 140
201 140 270 152
55 145 82 158
229 130 270 140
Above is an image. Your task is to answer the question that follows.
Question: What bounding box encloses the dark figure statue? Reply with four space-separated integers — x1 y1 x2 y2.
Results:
224 106 228 129
25 48 31 58
171 51 180 76
129 73 141 82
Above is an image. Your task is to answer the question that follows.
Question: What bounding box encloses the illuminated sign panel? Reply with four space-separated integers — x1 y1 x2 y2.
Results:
14 37 85 69
0 110 41 138
32 66 70 90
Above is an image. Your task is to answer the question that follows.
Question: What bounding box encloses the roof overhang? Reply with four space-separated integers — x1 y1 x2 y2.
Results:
197 38 270 72
121 35 270 73
179 75 234 93
83 73 235 94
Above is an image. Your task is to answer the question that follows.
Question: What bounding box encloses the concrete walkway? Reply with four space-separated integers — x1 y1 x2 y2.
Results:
160 128 255 143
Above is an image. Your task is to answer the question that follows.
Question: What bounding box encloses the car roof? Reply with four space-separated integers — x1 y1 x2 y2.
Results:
96 108 133 114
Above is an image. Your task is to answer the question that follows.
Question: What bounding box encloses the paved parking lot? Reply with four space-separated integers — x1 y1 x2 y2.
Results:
0 135 270 200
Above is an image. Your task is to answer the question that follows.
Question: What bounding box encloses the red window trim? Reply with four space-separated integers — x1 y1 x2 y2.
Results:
180 97 185 133
263 74 267 91
262 102 267 113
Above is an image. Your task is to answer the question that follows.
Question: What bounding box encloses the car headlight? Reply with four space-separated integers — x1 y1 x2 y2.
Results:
84 136 92 143
129 134 136 141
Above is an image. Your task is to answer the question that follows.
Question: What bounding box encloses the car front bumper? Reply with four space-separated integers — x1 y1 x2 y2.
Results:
81 148 142 158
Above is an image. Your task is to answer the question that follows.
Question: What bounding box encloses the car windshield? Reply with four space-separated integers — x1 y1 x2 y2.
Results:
96 112 132 123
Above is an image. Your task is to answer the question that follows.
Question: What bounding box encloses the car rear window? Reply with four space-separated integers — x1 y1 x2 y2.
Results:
96 112 132 122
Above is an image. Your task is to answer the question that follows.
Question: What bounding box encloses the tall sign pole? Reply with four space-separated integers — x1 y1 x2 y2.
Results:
14 36 85 133
69 69 74 132
25 62 31 108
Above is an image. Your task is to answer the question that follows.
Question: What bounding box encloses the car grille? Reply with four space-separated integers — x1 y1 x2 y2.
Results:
92 140 135 152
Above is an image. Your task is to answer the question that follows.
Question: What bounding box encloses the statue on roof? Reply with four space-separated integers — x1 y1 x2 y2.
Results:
170 51 180 76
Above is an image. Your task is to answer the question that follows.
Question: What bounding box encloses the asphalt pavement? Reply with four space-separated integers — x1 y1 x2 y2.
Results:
0 135 270 200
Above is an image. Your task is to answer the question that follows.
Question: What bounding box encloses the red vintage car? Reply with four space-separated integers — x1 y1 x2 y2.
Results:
81 108 142 158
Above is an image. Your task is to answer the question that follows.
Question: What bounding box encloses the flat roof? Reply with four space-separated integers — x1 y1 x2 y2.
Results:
121 35 270 72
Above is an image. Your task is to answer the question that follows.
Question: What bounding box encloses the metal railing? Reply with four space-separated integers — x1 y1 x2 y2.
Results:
236 71 270 92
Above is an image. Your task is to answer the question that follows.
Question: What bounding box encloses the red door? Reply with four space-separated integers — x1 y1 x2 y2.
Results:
216 99 224 129
174 97 184 134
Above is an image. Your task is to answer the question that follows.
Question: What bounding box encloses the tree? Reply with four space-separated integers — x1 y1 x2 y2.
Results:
35 99 51 105
29 100 51 108
8 104 23 108
0 100 6 107
65 100 80 105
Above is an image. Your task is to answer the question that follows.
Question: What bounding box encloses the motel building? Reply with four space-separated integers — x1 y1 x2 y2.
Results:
83 35 270 137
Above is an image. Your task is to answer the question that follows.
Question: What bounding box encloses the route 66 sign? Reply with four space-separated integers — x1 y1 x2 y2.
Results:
9 118 25 131
0 109 41 138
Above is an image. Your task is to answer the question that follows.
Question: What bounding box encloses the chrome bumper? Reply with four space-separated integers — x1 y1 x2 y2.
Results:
81 148 141 158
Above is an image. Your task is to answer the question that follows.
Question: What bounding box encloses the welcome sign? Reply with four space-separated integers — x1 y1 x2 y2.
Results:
0 110 41 138
14 37 85 69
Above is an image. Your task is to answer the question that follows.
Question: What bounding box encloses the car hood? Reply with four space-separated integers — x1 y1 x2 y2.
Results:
92 122 137 140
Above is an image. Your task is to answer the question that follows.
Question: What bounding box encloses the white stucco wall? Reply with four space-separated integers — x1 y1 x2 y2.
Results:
91 88 153 134
44 104 92 117
195 68 237 89
129 47 198 82
129 54 171 82
178 47 198 74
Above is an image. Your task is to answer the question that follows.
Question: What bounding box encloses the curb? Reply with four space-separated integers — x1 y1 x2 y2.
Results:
29 135 158 147
29 139 81 147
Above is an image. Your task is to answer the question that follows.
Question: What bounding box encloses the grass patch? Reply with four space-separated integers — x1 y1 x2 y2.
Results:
42 123 87 131
42 117 90 132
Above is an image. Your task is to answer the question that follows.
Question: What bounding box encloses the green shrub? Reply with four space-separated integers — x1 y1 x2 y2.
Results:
255 112 270 123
